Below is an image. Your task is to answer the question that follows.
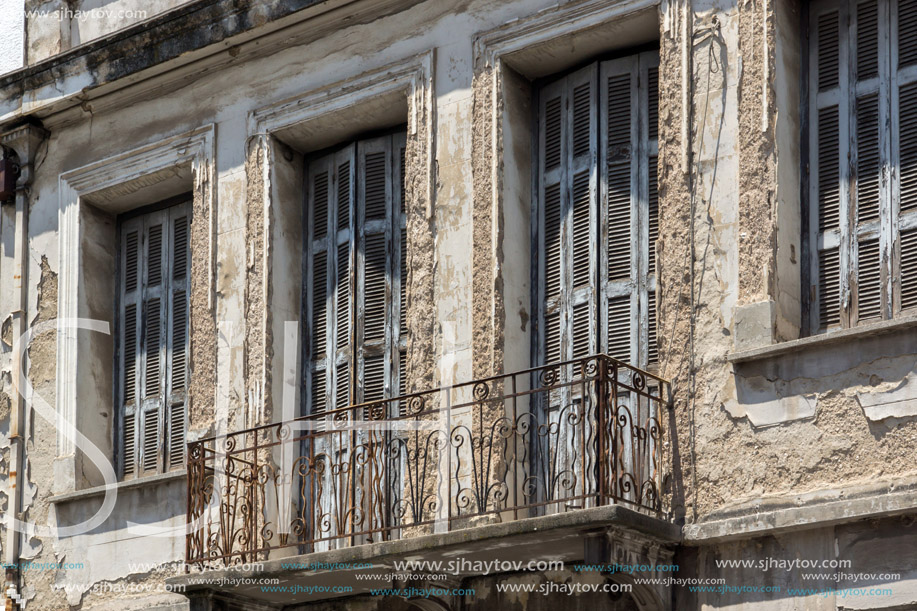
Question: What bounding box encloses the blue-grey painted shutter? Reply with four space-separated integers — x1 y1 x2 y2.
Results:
810 3 848 330
119 200 190 478
120 223 142 477
600 52 657 367
395 134 408 416
308 155 334 422
167 209 190 470
357 137 393 412
895 2 917 313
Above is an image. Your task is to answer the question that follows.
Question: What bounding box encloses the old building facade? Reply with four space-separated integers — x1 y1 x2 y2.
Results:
0 0 915 609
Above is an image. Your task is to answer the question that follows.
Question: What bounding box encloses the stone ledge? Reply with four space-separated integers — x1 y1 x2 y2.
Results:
50 469 186 505
727 314 917 364
683 475 917 544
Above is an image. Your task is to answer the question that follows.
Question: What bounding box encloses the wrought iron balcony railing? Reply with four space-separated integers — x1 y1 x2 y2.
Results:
186 355 672 567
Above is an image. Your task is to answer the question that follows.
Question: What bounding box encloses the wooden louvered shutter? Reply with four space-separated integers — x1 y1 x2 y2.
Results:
537 65 598 366
809 2 849 330
852 0 888 324
308 155 334 420
568 67 597 361
646 60 660 364
357 137 393 410
600 57 638 364
120 202 190 479
333 147 355 414
394 134 409 416
537 55 656 369
120 221 142 478
167 207 190 470
141 214 166 475
539 79 565 366
895 0 917 313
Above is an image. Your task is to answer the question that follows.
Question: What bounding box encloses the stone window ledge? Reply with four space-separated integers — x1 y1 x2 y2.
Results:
50 470 186 505
728 314 917 364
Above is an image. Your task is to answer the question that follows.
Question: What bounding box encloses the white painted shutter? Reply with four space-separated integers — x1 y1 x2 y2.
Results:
855 89 883 321
643 58 660 365
569 66 598 361
807 0 917 328
307 135 405 424
537 65 598 365
141 218 165 474
601 58 635 363
539 81 564 366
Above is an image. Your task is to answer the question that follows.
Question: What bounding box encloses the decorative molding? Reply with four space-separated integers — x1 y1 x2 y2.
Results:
55 125 216 481
473 0 659 68
249 51 434 139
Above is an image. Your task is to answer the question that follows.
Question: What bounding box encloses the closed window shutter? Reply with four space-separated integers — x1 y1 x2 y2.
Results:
357 138 393 411
395 136 408 416
856 95 880 223
644 61 660 364
168 211 190 469
118 200 190 478
536 52 656 369
899 0 917 68
810 3 847 331
898 83 917 214
306 134 405 422
857 239 882 320
308 158 333 420
334 149 355 412
855 90 883 322
540 83 565 366
806 0 917 329
601 57 639 365
901 229 917 310
120 225 141 477
897 5 917 314
567 70 596 361
537 65 598 365
141 217 165 475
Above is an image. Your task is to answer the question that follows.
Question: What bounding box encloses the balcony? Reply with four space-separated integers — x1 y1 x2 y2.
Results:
186 355 672 568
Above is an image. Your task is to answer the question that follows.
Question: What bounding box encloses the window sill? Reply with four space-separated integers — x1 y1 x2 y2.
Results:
727 315 917 364
50 469 186 505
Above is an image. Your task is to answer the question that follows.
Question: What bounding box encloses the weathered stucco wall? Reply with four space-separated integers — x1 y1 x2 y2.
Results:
1 0 917 608
668 0 917 525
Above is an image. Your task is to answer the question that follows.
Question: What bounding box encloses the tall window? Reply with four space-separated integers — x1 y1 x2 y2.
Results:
118 200 190 479
306 133 407 418
809 0 917 332
536 51 659 368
